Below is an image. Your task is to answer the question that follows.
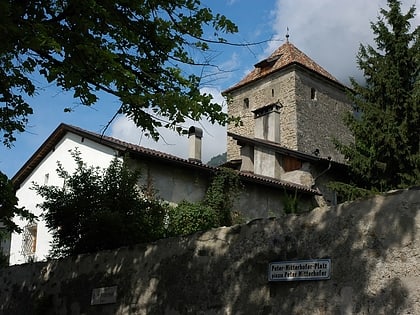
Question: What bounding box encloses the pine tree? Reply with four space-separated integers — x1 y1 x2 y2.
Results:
337 0 420 192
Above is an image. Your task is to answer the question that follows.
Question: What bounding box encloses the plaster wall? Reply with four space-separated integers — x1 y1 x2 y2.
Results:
1 189 419 314
253 148 282 180
132 159 208 204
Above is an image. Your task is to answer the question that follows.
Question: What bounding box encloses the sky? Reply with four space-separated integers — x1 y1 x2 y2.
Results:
1 0 419 178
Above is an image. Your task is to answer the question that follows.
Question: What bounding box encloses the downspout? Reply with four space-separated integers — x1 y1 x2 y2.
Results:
312 158 332 189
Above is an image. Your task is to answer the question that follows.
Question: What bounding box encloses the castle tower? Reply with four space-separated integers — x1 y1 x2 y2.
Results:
222 40 353 164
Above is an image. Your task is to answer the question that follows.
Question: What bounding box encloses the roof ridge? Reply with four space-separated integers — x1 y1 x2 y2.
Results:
223 41 342 94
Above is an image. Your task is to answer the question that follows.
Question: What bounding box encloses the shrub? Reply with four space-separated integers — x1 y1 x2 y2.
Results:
167 201 219 236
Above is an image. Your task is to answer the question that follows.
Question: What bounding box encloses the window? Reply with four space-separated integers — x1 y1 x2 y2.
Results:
243 98 249 109
271 89 275 97
311 88 317 100
44 173 49 185
21 223 37 261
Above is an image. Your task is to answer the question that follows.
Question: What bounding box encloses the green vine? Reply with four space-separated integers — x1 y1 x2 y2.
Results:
203 167 242 226
167 168 243 235
282 189 299 214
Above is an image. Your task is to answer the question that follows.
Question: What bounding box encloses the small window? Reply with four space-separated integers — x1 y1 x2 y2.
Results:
243 98 249 109
271 89 275 97
311 88 317 100
22 223 37 261
44 173 49 185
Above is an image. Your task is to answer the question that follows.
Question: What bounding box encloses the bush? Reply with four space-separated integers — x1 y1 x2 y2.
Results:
167 201 219 236
34 149 167 258
167 168 243 236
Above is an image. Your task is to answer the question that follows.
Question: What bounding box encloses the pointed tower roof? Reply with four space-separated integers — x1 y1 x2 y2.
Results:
223 41 342 94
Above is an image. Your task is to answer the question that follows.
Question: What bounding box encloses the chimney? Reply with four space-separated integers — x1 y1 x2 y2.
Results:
253 101 281 142
188 126 203 162
252 102 282 179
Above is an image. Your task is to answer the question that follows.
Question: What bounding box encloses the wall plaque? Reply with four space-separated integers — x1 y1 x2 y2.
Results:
91 286 118 305
268 259 331 282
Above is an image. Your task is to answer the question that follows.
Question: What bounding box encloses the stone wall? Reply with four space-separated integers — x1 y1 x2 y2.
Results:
1 188 419 314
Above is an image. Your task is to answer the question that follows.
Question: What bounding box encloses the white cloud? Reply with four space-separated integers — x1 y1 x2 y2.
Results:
110 87 227 163
268 0 419 85
111 0 419 162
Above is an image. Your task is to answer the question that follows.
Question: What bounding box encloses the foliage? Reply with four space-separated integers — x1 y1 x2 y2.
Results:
207 152 227 167
33 149 167 258
0 171 35 234
167 167 242 236
167 201 219 236
0 0 239 146
335 0 420 192
34 150 243 255
203 167 242 226
282 189 299 214
327 181 377 203
1 171 35 267
230 210 246 225
0 251 8 268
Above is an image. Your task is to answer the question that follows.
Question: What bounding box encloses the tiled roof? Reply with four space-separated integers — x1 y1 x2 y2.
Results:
12 123 319 195
228 132 347 167
223 41 342 93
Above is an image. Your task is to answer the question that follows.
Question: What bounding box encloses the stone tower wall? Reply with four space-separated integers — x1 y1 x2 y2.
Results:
227 65 353 163
295 69 353 162
227 68 298 161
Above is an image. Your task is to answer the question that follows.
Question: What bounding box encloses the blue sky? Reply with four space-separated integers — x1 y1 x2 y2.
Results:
1 0 418 178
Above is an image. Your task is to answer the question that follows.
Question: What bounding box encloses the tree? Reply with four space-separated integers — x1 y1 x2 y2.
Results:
33 150 168 258
0 170 34 234
207 152 227 167
0 0 239 146
336 0 420 192
0 171 35 266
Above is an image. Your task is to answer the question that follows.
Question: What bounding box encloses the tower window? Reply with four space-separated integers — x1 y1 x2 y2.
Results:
243 98 249 109
271 89 275 97
311 88 317 100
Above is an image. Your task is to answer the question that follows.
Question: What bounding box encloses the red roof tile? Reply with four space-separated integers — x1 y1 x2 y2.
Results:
223 41 341 93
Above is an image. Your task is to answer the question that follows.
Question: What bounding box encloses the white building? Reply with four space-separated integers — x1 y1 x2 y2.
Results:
9 126 118 264
9 123 318 265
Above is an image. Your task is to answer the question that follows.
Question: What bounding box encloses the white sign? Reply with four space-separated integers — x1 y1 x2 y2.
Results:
268 259 331 281
91 286 118 305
